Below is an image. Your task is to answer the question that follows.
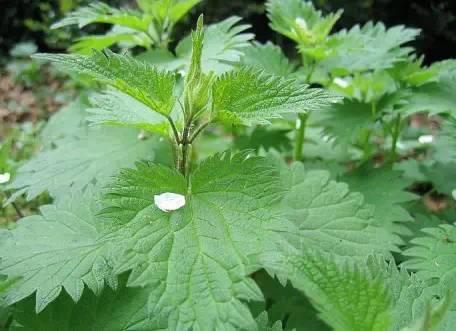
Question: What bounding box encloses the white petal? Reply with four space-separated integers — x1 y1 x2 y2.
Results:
154 192 186 212
0 172 11 184
418 135 434 144
333 77 349 88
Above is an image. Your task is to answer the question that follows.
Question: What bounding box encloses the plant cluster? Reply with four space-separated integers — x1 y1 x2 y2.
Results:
1 0 456 330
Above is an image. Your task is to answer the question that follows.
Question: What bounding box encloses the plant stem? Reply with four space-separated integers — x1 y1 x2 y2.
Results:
371 101 377 117
189 121 210 143
179 119 193 176
166 115 181 144
11 201 24 218
2 192 24 219
293 60 315 161
389 113 402 163
294 112 309 161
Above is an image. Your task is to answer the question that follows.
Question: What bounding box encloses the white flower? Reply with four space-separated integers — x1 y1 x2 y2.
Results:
0 172 11 184
154 192 186 212
418 135 434 144
452 189 456 201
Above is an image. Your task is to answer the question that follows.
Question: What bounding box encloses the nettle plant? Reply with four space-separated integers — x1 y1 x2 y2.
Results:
2 1 456 331
52 0 202 53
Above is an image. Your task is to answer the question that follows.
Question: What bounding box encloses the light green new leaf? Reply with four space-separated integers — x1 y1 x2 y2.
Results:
321 22 420 74
330 71 398 103
241 42 297 77
51 1 151 32
212 67 341 125
140 16 253 74
403 223 456 285
137 0 201 23
341 166 418 236
99 152 289 330
183 16 254 73
266 0 342 45
11 277 160 331
87 89 170 135
33 50 176 116
0 189 116 312
7 126 169 202
69 33 143 55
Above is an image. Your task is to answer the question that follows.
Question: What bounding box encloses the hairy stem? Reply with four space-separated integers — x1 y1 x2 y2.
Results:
166 115 181 144
389 113 402 163
294 112 309 161
190 121 211 143
179 118 193 176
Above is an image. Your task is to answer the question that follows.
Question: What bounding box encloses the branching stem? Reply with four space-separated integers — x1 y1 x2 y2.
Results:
190 122 211 143
166 115 181 144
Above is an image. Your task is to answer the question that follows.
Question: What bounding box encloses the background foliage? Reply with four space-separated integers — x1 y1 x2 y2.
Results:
1 0 456 63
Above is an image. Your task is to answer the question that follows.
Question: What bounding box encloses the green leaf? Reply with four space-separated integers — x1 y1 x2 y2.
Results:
278 162 401 258
282 251 448 331
286 252 392 331
401 294 453 331
183 14 216 117
140 16 254 74
69 33 142 55
212 67 341 125
241 42 297 76
314 100 373 146
100 152 288 330
403 223 456 285
33 50 176 116
137 0 201 24
388 56 438 87
340 166 418 236
7 126 170 202
252 270 330 331
39 98 88 146
433 120 456 165
11 276 159 330
87 89 170 135
330 71 398 103
97 153 399 331
186 16 253 73
399 71 456 117
320 22 420 74
255 311 285 331
266 0 342 45
0 188 115 312
234 127 293 153
51 2 151 32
